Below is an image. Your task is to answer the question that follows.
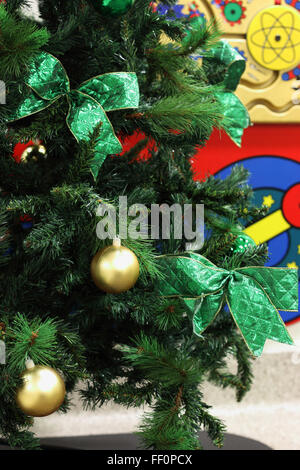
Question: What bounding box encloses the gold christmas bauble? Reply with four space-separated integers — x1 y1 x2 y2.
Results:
91 239 140 294
21 144 47 163
16 362 66 417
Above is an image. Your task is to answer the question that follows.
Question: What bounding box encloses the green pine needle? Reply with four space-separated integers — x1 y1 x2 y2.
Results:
0 5 49 79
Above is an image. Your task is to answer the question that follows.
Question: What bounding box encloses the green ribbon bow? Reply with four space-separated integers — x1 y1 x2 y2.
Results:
7 52 140 178
203 40 251 146
157 252 298 357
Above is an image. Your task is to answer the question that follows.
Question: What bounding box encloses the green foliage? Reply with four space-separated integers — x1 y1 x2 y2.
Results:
137 399 202 450
121 334 205 388
6 430 41 451
7 314 58 372
0 0 261 451
0 5 49 79
141 92 224 141
3 312 86 380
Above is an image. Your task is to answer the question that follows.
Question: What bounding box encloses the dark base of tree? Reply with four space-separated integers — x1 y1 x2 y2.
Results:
0 433 271 451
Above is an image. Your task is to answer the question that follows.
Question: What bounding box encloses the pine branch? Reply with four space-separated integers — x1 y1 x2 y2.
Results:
0 5 49 79
6 313 59 372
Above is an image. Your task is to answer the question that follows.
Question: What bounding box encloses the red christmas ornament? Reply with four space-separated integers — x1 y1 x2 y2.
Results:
12 141 35 163
12 140 47 163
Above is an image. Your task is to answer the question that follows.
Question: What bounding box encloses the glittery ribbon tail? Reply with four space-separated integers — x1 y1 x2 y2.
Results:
203 39 251 146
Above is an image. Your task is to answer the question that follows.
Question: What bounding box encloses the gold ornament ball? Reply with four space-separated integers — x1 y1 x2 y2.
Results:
21 144 47 163
16 363 66 417
91 240 140 294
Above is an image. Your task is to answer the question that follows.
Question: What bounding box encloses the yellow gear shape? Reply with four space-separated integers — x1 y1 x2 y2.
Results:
247 5 300 71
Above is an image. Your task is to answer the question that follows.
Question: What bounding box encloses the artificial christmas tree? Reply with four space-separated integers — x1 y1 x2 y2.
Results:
0 0 298 451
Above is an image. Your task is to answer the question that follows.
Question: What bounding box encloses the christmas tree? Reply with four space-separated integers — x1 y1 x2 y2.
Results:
0 0 298 450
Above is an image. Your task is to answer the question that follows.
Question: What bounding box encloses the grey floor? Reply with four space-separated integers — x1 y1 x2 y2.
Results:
0 433 271 450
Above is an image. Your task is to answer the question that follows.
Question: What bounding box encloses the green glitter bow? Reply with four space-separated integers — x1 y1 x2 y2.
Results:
203 40 250 146
7 52 140 178
157 252 298 357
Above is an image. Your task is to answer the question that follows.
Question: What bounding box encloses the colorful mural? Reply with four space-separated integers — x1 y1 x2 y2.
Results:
154 0 300 123
191 125 300 324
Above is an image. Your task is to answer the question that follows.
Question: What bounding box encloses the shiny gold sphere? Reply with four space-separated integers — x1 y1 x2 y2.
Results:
91 244 140 294
21 144 47 163
16 365 66 417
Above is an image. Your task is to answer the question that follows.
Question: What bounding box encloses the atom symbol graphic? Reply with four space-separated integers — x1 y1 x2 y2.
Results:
250 10 300 66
